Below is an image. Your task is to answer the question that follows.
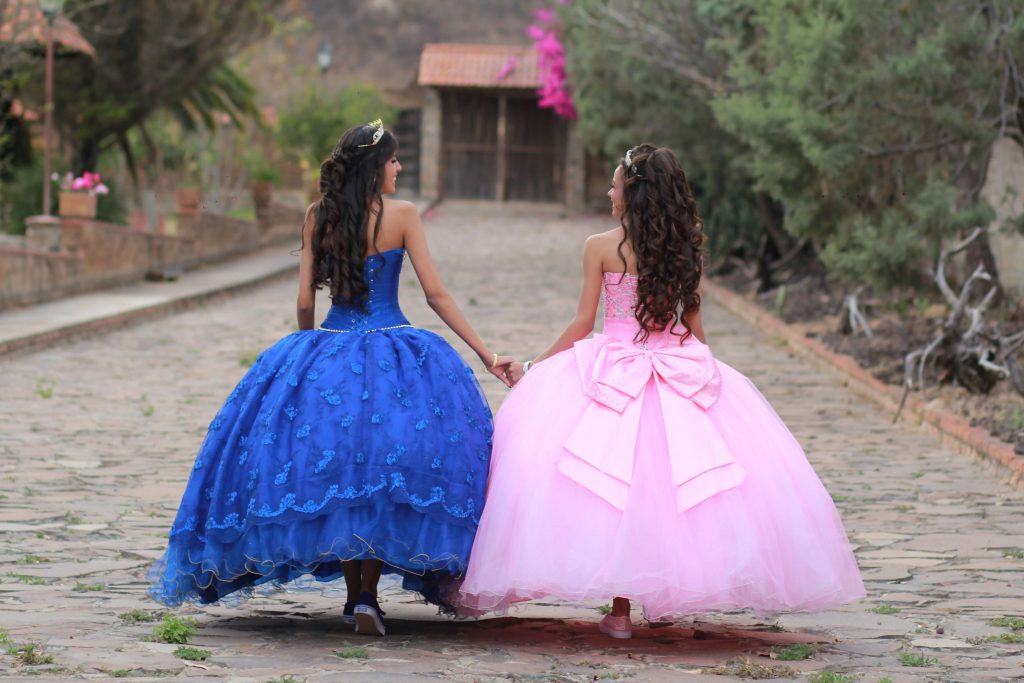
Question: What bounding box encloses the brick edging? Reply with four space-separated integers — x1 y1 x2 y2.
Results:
702 278 1024 488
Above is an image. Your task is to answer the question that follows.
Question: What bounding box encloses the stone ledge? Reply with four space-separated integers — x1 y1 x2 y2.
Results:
703 278 1024 489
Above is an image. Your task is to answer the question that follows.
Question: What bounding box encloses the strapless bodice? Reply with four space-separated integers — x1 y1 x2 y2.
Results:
321 247 411 333
602 272 685 346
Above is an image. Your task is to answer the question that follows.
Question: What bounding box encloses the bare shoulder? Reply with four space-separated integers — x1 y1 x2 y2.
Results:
383 198 419 217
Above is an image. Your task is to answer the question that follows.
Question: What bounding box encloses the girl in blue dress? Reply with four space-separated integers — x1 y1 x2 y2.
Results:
149 120 512 636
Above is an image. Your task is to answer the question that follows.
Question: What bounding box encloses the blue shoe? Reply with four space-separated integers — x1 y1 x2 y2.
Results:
353 591 386 636
342 601 356 625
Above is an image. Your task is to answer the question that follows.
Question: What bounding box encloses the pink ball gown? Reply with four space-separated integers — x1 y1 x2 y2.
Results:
457 272 865 620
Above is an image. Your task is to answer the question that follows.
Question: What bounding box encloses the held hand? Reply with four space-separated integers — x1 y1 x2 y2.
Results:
488 355 516 388
505 361 526 386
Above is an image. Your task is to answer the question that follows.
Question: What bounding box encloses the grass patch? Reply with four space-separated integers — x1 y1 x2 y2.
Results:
119 608 156 624
264 677 305 683
806 674 859 683
702 656 798 678
1003 548 1024 559
335 646 368 659
773 643 816 661
984 632 1024 643
596 673 635 680
991 616 1024 630
597 603 612 615
238 348 261 368
830 494 849 503
63 511 83 525
767 622 787 632
174 645 211 661
72 582 104 592
6 642 54 665
151 614 197 644
139 394 154 417
6 573 48 585
898 651 937 667
867 604 899 615
16 555 48 565
876 678 893 683
35 378 55 399
107 670 130 678
0 630 10 644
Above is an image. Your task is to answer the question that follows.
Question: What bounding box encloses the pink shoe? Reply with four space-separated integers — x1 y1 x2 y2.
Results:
598 614 633 639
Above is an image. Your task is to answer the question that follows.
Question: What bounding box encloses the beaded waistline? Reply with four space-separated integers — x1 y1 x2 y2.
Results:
319 323 413 334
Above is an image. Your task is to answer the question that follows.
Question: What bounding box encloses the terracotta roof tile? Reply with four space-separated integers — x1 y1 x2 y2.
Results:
418 43 539 89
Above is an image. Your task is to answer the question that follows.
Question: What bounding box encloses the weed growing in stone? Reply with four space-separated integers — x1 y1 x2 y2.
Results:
898 651 937 667
702 656 798 678
867 604 899 615
806 673 859 683
991 616 1024 630
6 642 54 665
174 646 211 661
35 378 55 399
1003 548 1024 559
264 677 305 683
597 603 612 615
0 630 10 644
63 511 83 525
139 394 155 417
107 669 130 678
984 632 1024 643
6 573 47 585
876 678 893 683
151 614 197 644
73 582 104 592
773 642 816 660
335 646 368 659
238 349 260 367
17 555 48 564
120 609 156 624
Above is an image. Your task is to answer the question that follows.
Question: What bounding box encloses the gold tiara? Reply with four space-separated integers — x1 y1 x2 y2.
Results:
356 119 384 147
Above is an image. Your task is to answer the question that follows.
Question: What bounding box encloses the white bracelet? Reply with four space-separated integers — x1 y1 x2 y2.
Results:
522 361 532 373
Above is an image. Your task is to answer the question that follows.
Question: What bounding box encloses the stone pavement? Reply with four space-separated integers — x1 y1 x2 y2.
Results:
1 201 1023 682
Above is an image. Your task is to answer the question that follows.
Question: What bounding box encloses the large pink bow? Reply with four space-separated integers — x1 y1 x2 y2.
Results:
559 335 746 512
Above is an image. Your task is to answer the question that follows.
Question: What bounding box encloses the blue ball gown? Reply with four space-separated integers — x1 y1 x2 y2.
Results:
148 247 493 610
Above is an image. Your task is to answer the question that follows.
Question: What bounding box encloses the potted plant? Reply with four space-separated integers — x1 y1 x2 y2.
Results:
56 171 109 218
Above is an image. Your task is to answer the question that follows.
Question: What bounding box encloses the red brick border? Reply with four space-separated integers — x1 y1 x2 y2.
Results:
703 278 1024 489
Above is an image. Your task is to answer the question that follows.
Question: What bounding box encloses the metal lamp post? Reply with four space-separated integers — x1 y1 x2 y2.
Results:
39 0 63 217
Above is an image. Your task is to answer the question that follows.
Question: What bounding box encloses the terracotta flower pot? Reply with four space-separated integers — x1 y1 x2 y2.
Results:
58 192 97 219
251 181 273 215
176 187 201 214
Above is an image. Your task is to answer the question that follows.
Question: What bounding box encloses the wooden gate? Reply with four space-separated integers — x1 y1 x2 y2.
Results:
441 91 498 199
440 90 565 202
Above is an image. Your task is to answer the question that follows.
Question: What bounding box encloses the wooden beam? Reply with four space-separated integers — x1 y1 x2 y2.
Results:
496 94 508 202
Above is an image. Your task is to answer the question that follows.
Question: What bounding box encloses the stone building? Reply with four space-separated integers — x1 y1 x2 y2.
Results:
417 43 585 211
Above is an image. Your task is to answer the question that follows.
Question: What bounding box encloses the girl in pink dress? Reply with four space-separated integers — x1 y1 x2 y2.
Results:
457 144 865 638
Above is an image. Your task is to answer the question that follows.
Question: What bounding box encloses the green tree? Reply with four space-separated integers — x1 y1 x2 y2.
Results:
275 84 395 166
34 0 283 176
711 0 1022 291
559 0 788 271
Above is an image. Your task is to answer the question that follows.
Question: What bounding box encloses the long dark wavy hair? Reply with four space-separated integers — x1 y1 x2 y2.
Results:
618 144 705 343
312 122 397 304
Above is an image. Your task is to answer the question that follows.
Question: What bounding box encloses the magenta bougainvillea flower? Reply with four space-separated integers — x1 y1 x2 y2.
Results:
528 3 577 120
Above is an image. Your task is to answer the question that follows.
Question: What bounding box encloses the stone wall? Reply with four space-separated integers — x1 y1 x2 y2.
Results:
0 205 303 310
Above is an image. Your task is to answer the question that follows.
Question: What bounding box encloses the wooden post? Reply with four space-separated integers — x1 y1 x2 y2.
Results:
43 20 55 216
496 94 508 202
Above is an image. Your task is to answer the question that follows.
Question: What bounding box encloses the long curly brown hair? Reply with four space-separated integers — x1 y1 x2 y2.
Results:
312 122 397 305
618 144 705 343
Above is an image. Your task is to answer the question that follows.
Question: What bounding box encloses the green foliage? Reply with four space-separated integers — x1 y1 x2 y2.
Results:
174 646 211 661
867 604 899 615
151 614 197 644
773 642 815 660
560 1 770 261
991 616 1024 630
72 582 104 592
806 673 859 683
120 609 156 624
276 84 395 166
898 651 937 667
711 0 1018 290
335 646 368 659
6 642 54 665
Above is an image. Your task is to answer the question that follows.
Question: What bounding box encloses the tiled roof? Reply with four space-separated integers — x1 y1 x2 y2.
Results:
0 0 96 57
418 43 539 89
